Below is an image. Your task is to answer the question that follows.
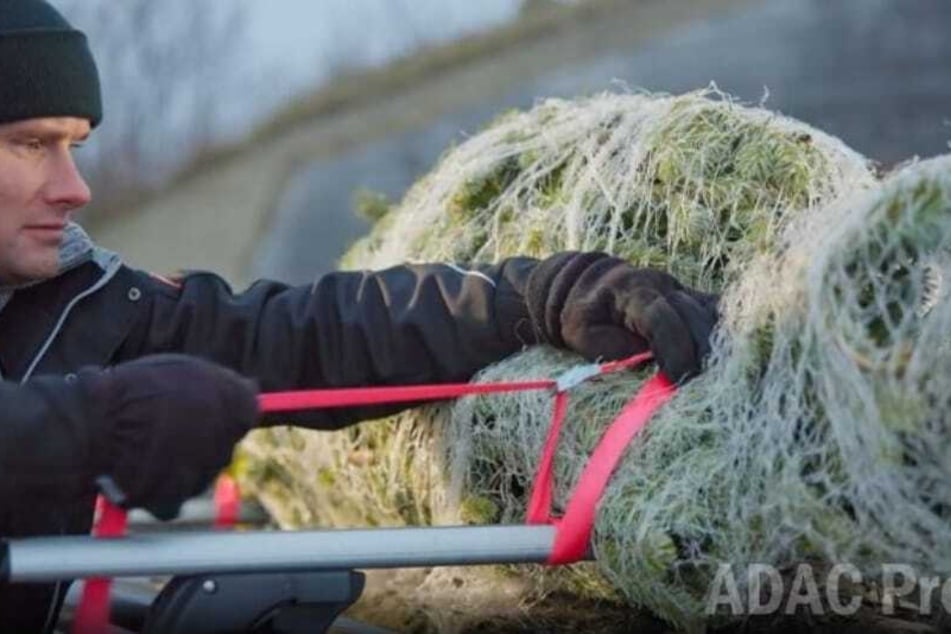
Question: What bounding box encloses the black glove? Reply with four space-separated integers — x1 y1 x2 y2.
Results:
526 252 719 383
82 354 259 520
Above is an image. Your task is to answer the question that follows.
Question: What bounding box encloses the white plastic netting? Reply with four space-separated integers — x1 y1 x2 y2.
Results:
341 88 872 291
586 155 951 628
237 88 900 630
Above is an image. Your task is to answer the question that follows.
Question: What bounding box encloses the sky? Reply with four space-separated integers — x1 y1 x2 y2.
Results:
222 0 523 131
50 0 524 187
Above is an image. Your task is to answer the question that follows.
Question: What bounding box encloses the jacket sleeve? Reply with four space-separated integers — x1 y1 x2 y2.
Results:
124 258 542 429
0 375 107 508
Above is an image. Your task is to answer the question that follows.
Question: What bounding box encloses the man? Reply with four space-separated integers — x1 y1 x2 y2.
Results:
0 1 719 631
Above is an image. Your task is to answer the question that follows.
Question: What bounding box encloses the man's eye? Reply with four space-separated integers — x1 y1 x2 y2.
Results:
18 138 43 152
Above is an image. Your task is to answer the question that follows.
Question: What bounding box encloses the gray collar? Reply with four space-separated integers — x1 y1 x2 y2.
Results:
0 222 114 313
0 222 123 381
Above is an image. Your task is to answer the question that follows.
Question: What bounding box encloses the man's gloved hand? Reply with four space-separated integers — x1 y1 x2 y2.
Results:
526 252 719 383
81 354 259 520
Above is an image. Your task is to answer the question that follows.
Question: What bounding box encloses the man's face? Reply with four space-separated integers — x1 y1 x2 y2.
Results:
0 117 92 285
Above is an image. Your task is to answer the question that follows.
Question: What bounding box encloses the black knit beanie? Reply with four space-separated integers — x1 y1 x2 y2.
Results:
0 0 102 127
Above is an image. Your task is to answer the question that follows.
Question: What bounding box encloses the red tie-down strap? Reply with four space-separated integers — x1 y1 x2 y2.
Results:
76 353 670 631
213 474 242 529
74 476 244 632
72 498 128 634
526 371 676 564
524 353 677 564
256 378 555 412
524 353 653 528
259 353 674 565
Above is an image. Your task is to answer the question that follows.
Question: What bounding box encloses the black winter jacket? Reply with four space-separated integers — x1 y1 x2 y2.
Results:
0 256 540 633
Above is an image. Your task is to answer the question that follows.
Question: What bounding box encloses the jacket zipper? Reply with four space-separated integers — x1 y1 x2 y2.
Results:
20 257 122 383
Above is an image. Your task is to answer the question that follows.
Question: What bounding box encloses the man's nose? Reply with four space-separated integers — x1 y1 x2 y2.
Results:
44 151 92 211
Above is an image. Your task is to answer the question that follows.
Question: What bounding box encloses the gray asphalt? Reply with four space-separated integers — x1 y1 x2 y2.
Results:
253 0 951 284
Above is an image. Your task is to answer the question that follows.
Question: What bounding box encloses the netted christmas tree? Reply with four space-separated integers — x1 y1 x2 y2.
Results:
235 88 930 632
584 154 951 628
